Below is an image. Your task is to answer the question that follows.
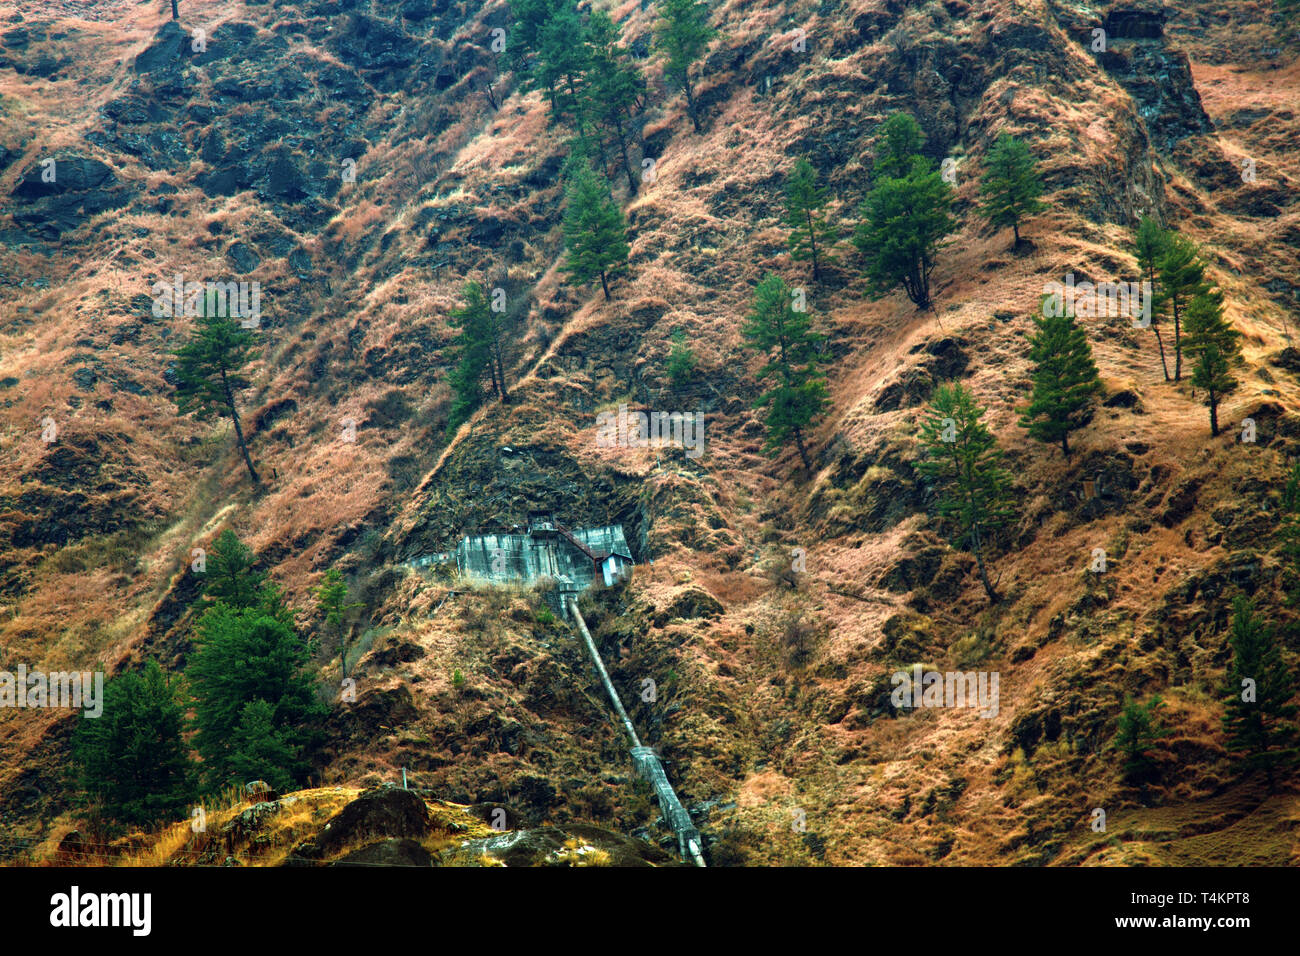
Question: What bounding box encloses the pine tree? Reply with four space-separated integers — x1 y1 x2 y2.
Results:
562 160 630 300
254 580 297 628
1018 303 1102 457
447 281 511 432
202 528 266 610
1183 291 1241 437
1132 216 1172 380
1113 695 1169 785
853 114 955 311
1281 461 1300 606
854 156 957 310
447 323 491 432
978 133 1046 248
72 660 195 827
228 700 299 793
784 158 837 281
584 10 646 192
741 274 829 471
1222 596 1299 791
315 567 363 678
539 0 595 133
511 0 591 128
173 292 261 484
917 382 1014 603
1154 232 1212 381
654 0 715 134
187 604 326 789
872 112 926 181
666 328 698 387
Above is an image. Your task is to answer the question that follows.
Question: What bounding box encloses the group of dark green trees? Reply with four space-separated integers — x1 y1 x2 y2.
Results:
517 0 713 287
446 0 713 429
1133 217 1243 436
72 531 354 828
509 0 711 184
777 115 1046 311
743 114 1049 482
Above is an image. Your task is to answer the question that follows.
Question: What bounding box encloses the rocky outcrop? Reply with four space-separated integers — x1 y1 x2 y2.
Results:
8 154 134 240
873 338 970 412
291 786 433 860
1091 8 1213 151
333 837 433 866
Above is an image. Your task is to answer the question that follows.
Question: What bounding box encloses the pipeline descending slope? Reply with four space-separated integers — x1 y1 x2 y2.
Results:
566 598 706 867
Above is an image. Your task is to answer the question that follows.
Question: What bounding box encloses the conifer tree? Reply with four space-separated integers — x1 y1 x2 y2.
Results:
187 604 326 789
784 158 837 281
1018 303 1102 457
741 274 828 471
584 10 646 192
666 328 698 387
447 281 511 433
541 1 596 133
872 112 926 181
1183 291 1241 437
1133 216 1172 380
73 660 195 827
202 528 266 610
1113 695 1169 786
1280 461 1300 605
654 0 715 134
315 567 363 678
174 292 261 484
511 0 590 128
1222 596 1299 791
228 700 299 793
854 114 956 311
978 133 1046 248
562 160 630 300
917 382 1013 603
447 317 492 433
1154 232 1212 381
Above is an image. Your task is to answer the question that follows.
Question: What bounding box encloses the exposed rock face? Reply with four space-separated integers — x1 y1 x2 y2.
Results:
226 241 261 273
333 838 433 866
1103 7 1168 40
292 786 433 860
133 20 189 74
874 338 970 412
9 154 134 239
1093 9 1213 151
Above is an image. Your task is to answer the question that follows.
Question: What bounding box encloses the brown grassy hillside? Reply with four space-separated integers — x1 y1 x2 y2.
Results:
1 0 1298 865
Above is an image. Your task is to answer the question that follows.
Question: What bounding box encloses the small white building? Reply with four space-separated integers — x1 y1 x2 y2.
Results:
600 550 633 587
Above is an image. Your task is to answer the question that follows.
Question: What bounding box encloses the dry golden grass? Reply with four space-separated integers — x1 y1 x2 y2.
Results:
2 0 1298 867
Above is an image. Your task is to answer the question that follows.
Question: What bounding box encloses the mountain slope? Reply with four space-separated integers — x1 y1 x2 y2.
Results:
1 0 1298 864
